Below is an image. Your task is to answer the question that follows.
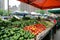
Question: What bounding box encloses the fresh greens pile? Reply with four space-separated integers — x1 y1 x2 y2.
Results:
0 17 38 40
0 20 12 27
39 21 53 28
12 19 39 28
0 17 53 40
0 17 39 28
0 27 35 40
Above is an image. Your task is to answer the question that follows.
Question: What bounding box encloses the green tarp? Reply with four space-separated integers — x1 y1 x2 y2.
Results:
48 10 60 14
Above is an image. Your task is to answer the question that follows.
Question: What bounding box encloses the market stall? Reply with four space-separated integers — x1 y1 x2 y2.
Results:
0 0 59 40
18 0 60 9
0 14 57 40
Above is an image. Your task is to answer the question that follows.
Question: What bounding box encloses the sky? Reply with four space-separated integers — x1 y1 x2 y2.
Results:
5 0 20 10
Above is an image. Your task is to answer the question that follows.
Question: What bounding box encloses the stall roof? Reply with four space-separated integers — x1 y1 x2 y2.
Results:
48 10 60 14
18 0 60 9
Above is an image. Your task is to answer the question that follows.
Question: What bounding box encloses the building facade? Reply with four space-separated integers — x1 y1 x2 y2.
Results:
0 0 4 10
19 2 39 12
9 5 18 12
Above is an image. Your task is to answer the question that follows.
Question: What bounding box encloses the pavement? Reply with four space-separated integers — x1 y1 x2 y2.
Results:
54 29 60 40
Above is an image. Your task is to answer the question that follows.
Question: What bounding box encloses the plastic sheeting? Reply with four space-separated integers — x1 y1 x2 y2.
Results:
18 0 60 9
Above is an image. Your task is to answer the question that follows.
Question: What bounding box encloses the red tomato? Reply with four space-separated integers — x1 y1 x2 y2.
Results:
24 24 46 35
53 19 57 24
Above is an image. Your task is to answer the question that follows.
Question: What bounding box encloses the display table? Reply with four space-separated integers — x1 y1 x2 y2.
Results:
31 24 55 40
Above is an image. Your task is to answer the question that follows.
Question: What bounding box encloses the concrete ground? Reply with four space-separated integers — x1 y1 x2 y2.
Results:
54 29 60 40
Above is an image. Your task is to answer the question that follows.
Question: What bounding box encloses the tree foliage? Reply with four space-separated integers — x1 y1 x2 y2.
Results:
35 10 45 14
0 9 11 16
0 9 4 15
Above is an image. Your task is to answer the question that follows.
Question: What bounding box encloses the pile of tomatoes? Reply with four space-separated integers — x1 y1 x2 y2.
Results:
24 24 46 35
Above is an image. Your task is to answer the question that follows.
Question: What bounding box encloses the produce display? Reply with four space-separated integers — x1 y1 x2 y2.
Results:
39 21 53 28
24 24 46 35
0 17 54 40
0 27 35 40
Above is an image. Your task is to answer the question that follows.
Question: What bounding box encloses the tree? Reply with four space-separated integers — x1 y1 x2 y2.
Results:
35 10 45 14
3 10 11 16
0 9 11 16
0 9 4 16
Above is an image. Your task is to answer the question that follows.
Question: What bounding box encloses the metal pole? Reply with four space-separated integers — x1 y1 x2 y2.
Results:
8 0 9 16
